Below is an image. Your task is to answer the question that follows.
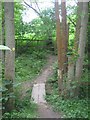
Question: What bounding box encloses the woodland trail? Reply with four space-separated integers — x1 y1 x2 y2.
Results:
21 55 56 97
21 54 62 118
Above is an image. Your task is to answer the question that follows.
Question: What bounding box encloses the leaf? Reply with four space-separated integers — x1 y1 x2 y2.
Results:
0 45 11 51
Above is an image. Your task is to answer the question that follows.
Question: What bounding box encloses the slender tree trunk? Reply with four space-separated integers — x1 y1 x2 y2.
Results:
67 2 83 98
74 2 83 51
4 2 15 112
0 61 2 119
0 2 2 58
2 4 5 65
0 1 2 119
67 56 75 97
75 2 88 96
61 0 68 74
55 0 63 94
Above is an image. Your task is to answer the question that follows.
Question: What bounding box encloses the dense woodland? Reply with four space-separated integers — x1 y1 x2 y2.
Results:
0 0 89 119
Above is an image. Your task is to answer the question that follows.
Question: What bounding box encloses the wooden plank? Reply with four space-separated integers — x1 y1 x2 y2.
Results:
31 83 46 104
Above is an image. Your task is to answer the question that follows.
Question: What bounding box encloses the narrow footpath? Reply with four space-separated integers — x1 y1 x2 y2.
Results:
21 55 62 118
31 55 61 118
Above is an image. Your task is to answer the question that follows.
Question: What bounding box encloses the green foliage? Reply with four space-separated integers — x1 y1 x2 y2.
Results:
67 4 77 54
3 103 37 118
46 62 89 118
2 49 52 118
1 49 47 114
20 7 56 43
46 94 89 118
3 87 38 118
14 2 25 39
15 50 47 82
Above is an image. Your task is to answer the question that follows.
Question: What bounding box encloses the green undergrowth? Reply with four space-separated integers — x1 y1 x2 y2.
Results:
3 49 51 118
3 87 38 118
46 62 89 118
15 49 48 83
3 102 38 118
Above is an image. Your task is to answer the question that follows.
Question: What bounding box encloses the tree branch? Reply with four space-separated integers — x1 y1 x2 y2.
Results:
24 1 41 17
35 0 41 13
24 1 76 27
68 16 76 27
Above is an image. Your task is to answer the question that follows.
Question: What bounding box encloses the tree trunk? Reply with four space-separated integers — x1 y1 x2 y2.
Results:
75 2 88 96
0 61 2 119
0 1 2 119
74 2 83 51
67 56 75 97
61 0 68 74
4 2 15 112
55 0 63 94
1 4 5 65
67 2 83 98
0 1 2 59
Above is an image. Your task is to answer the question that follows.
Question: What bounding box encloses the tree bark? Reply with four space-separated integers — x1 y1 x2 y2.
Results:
4 2 15 112
75 2 88 96
0 1 2 119
0 1 2 59
61 0 68 74
2 4 5 65
67 56 75 97
67 2 83 97
74 2 83 51
55 0 63 94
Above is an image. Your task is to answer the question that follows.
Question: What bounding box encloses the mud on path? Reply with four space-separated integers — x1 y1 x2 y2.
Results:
20 54 62 118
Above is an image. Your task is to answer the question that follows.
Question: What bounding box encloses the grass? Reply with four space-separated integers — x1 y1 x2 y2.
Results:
46 62 89 118
15 49 47 83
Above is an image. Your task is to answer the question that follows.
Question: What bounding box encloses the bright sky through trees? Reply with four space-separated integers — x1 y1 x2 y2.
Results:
22 1 54 22
22 0 76 23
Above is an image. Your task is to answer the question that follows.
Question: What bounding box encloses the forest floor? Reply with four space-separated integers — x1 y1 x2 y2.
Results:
21 54 62 118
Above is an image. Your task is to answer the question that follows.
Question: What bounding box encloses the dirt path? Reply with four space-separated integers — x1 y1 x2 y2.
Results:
21 55 61 118
34 55 57 84
21 55 57 97
38 103 60 118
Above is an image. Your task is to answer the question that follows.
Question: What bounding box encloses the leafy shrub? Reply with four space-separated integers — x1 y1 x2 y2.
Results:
46 62 89 118
3 87 38 118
